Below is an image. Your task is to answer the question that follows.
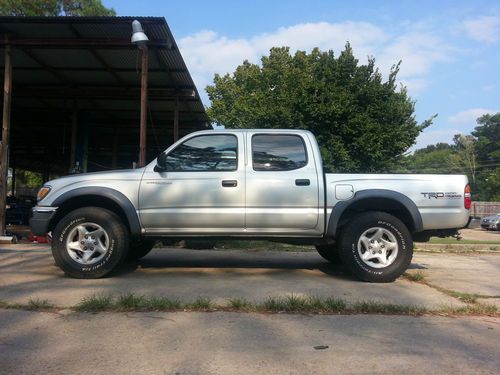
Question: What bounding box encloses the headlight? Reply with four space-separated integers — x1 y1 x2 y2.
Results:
37 186 51 201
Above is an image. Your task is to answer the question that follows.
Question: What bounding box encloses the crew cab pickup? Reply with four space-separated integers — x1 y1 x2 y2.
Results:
30 129 471 282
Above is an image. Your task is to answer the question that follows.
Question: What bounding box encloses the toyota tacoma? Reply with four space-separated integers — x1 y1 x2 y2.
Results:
30 129 471 282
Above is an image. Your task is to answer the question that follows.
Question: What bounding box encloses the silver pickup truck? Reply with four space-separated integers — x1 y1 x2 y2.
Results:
30 129 471 282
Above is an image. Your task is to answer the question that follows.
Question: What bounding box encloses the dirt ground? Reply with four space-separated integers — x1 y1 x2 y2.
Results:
460 228 500 241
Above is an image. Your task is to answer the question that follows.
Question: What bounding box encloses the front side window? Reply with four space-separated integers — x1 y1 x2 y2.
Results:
165 134 238 171
252 134 307 171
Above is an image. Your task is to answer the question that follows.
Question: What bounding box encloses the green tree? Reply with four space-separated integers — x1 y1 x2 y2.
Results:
471 113 500 201
207 45 432 172
0 0 116 16
453 134 477 184
472 113 500 164
404 143 462 174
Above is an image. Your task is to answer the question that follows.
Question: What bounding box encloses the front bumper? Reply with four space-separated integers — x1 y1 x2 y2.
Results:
29 207 57 235
481 222 500 230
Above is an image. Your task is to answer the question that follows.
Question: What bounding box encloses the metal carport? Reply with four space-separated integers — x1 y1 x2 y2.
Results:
0 16 211 233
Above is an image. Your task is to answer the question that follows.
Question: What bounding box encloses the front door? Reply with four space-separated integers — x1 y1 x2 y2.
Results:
139 133 245 234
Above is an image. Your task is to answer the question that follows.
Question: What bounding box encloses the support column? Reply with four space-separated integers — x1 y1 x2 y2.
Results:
112 128 118 169
139 48 149 167
69 101 78 171
0 43 12 235
11 167 15 196
173 97 179 142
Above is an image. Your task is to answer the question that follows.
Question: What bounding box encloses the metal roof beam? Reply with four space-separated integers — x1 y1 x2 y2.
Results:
67 24 126 87
0 37 175 50
13 86 196 100
12 66 187 74
20 48 69 83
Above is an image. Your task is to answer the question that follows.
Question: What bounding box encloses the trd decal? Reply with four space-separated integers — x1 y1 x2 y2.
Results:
421 192 462 199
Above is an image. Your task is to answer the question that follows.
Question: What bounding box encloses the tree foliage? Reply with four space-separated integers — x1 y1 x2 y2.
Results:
472 113 500 201
206 45 431 172
0 0 116 16
405 112 500 201
405 143 462 174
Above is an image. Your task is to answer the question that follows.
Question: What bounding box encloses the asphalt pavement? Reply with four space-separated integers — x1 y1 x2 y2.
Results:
1 244 499 374
0 310 498 374
3 245 499 308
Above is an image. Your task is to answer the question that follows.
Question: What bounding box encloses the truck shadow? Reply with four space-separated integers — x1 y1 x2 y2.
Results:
115 248 357 281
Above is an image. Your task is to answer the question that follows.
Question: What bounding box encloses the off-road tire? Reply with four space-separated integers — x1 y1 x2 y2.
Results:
338 211 413 283
52 207 129 278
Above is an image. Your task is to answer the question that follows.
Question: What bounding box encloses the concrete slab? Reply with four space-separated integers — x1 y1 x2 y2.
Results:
0 309 498 374
411 253 500 297
0 245 473 308
460 228 500 242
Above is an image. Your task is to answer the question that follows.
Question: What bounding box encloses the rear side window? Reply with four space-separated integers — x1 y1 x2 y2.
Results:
252 134 307 171
166 134 238 171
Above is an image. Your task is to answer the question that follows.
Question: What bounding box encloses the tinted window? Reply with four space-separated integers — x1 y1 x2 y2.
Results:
166 135 237 171
252 134 307 171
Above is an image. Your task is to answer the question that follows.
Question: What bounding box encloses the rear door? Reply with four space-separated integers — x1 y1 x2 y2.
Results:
245 132 320 234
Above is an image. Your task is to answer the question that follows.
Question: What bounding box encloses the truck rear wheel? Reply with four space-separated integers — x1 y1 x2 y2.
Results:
52 207 129 278
315 244 342 263
338 211 412 283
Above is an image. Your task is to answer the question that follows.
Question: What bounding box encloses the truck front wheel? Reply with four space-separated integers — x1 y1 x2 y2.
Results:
52 207 129 278
339 211 413 283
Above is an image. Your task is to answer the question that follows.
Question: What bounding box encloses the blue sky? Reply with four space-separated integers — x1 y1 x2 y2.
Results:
107 0 500 149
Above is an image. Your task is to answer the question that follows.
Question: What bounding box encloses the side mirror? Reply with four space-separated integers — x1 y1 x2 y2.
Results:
154 152 167 172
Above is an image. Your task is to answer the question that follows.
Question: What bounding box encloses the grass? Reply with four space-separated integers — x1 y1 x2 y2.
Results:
228 297 254 310
432 287 487 304
425 238 500 245
217 240 315 252
404 271 426 282
186 297 214 310
262 295 347 313
403 272 500 305
27 298 54 311
351 301 426 315
1 293 498 317
75 293 113 312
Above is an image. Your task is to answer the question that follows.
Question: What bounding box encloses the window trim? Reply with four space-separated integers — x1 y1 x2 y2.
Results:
165 134 239 172
251 133 308 172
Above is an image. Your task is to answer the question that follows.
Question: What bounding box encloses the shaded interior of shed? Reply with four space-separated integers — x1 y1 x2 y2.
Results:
0 16 211 177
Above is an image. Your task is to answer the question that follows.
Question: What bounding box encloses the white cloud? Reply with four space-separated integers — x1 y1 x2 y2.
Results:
179 21 452 103
377 32 451 78
464 16 500 43
414 128 462 149
448 108 499 127
413 108 499 149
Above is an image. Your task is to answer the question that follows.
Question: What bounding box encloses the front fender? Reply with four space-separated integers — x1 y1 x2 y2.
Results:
52 187 141 236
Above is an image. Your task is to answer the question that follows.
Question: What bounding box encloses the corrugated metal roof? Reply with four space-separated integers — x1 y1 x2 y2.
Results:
0 16 211 173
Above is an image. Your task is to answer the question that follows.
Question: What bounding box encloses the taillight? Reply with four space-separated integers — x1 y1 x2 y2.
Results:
464 184 472 209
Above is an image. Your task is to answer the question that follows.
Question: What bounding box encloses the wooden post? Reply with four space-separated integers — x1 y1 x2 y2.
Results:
173 97 179 142
0 43 12 235
139 48 148 167
11 167 15 196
